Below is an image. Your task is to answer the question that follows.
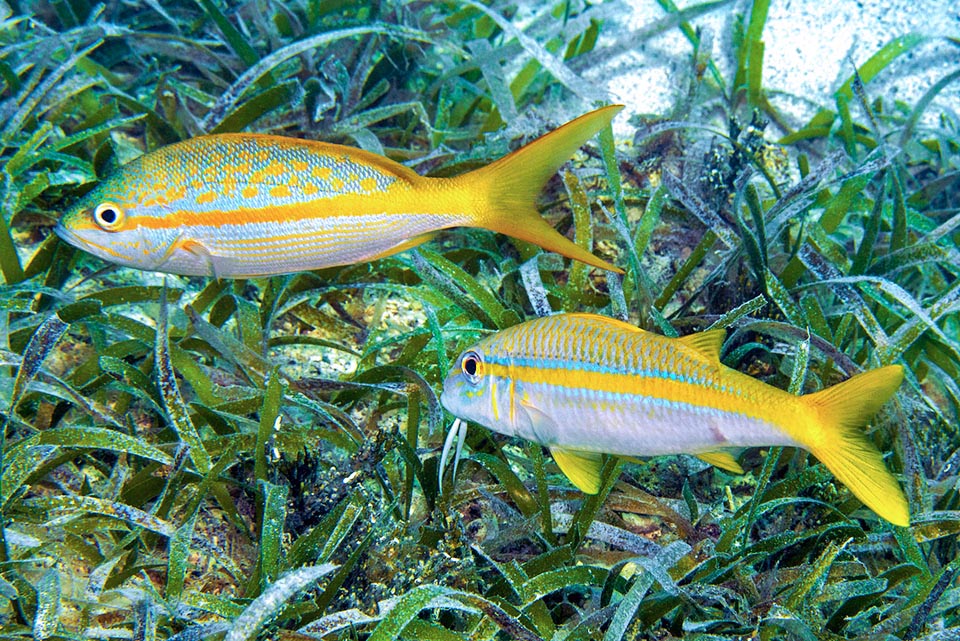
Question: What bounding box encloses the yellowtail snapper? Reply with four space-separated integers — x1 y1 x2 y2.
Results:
55 107 624 278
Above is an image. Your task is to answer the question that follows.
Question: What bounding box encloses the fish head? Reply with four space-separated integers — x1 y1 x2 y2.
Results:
441 345 518 438
55 156 193 274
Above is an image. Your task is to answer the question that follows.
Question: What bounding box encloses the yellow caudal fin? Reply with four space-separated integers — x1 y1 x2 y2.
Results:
800 365 909 526
460 105 624 273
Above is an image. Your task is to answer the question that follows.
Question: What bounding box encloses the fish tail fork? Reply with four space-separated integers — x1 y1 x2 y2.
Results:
458 105 625 274
799 365 909 526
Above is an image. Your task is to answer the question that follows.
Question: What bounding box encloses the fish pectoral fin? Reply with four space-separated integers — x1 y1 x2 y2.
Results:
367 232 438 262
517 401 607 494
696 450 744 474
153 234 222 279
518 400 559 444
551 448 605 494
149 229 185 271
178 239 221 279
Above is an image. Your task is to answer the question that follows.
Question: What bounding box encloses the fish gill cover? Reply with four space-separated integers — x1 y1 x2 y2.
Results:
0 1 958 640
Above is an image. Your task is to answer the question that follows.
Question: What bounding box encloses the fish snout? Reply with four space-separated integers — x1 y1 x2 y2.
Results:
53 218 71 241
439 375 461 415
440 373 481 426
53 218 84 250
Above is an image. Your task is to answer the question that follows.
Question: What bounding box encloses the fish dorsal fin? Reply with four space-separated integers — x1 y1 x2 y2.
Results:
677 329 726 365
696 451 744 474
551 448 605 494
567 313 646 334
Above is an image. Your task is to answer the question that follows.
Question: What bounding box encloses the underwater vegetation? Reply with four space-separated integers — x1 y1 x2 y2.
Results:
0 0 958 639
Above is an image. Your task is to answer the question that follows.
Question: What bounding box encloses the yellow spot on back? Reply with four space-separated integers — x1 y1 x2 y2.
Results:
312 166 332 180
166 186 186 201
291 160 308 171
222 175 238 197
270 185 291 198
266 162 285 177
360 177 378 192
242 186 259 199
196 191 217 205
329 177 344 191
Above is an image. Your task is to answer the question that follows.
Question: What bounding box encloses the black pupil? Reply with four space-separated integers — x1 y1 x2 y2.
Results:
99 208 117 224
463 357 477 376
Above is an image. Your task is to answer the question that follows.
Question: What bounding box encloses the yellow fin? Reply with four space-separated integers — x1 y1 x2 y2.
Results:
567 312 646 334
677 329 726 365
460 106 625 274
551 448 605 494
800 365 910 526
696 451 744 474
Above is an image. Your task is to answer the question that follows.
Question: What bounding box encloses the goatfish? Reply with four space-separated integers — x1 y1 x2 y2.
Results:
55 106 624 278
440 313 910 526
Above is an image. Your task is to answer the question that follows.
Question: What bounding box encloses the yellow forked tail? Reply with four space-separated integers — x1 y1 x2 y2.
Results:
800 365 909 526
460 105 625 274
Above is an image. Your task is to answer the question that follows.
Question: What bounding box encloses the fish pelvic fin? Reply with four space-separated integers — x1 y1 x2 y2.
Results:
799 365 909 526
551 448 605 494
459 105 625 274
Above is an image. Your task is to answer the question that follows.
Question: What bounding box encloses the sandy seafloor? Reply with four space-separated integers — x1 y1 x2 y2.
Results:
582 0 959 135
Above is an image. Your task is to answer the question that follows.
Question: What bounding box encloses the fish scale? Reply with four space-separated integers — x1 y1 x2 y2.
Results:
453 314 794 454
441 312 910 526
136 135 396 211
57 107 626 278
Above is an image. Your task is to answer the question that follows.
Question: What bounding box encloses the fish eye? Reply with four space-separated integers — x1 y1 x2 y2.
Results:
93 203 125 231
461 351 483 383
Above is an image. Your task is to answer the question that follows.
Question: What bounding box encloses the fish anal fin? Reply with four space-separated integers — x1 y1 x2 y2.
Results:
551 448 605 494
696 451 744 474
677 329 726 365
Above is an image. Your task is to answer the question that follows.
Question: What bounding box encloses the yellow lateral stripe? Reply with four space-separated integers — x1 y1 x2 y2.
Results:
485 361 782 424
71 212 424 246
120 181 464 232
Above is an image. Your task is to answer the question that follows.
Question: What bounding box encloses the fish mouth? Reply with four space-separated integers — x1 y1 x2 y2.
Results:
53 220 79 246
52 222 131 264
